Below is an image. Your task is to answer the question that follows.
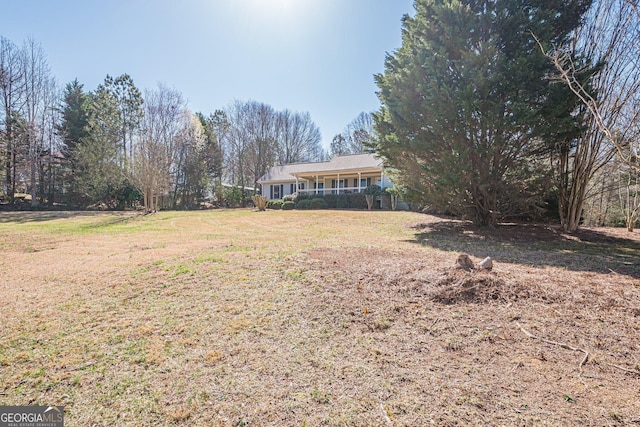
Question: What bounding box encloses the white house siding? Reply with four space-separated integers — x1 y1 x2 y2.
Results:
263 183 297 200
380 173 392 188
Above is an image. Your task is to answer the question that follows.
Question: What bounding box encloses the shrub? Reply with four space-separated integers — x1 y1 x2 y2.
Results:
296 199 312 209
283 193 298 203
349 193 368 209
331 193 368 209
252 195 268 211
282 201 295 210
311 198 327 209
223 186 244 208
267 200 283 210
323 194 337 208
114 181 143 209
336 194 350 209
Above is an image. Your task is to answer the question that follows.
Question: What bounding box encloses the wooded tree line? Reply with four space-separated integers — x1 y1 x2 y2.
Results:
373 0 640 231
329 112 375 157
0 36 335 211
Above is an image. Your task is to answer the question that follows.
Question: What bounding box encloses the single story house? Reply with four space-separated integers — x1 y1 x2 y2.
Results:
258 153 393 200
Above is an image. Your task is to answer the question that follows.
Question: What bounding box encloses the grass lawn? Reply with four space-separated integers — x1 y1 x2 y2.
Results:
0 209 639 426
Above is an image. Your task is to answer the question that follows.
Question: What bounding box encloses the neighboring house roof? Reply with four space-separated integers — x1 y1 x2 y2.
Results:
258 153 383 183
221 183 255 191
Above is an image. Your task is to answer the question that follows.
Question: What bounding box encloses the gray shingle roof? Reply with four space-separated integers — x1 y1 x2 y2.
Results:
258 153 382 183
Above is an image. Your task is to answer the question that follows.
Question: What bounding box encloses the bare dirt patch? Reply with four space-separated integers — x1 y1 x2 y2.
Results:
301 222 640 425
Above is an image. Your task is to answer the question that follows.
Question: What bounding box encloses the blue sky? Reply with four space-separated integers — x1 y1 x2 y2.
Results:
1 0 414 150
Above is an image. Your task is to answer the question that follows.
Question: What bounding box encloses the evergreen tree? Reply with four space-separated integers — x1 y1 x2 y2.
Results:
373 0 591 225
196 111 224 182
98 74 143 169
57 79 89 204
73 83 124 207
59 79 88 156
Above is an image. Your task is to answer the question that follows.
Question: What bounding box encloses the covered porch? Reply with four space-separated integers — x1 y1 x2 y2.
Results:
293 169 392 196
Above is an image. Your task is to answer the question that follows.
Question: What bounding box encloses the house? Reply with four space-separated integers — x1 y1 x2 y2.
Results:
258 153 392 200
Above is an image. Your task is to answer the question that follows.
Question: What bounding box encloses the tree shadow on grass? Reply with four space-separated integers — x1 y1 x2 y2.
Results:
409 218 640 279
0 211 137 225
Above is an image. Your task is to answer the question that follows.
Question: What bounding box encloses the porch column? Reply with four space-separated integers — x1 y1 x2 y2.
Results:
315 175 319 194
358 172 362 193
295 176 299 193
337 173 340 195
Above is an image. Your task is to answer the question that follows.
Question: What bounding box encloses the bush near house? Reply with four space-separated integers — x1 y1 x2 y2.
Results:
267 200 283 210
283 193 298 203
338 193 367 209
222 186 244 208
282 201 295 210
311 198 328 209
323 194 337 208
295 193 370 210
296 199 312 209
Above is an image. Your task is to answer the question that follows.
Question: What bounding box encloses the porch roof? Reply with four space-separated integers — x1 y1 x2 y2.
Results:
258 153 383 183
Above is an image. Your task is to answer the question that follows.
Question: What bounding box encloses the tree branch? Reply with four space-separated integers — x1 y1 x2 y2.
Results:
516 322 589 373
530 32 639 170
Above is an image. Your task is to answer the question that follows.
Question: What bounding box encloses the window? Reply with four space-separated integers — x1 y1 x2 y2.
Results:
360 177 371 188
290 183 295 194
273 185 281 199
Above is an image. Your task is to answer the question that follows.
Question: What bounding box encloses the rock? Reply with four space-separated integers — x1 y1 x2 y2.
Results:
479 256 493 271
456 253 475 270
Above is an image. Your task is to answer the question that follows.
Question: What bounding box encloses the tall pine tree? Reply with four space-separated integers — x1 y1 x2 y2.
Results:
58 79 89 204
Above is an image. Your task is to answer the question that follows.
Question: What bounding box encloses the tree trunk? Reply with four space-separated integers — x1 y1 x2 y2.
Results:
365 194 374 210
471 183 496 227
30 132 38 207
4 121 12 203
11 149 16 204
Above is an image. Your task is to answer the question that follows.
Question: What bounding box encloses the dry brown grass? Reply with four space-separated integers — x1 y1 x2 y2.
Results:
0 210 638 426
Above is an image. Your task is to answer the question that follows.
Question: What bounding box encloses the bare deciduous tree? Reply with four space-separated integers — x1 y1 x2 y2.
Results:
21 38 55 207
222 100 324 198
171 111 209 208
536 0 640 231
276 109 322 164
617 155 640 231
0 37 25 203
133 84 185 213
222 100 253 192
330 112 374 157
